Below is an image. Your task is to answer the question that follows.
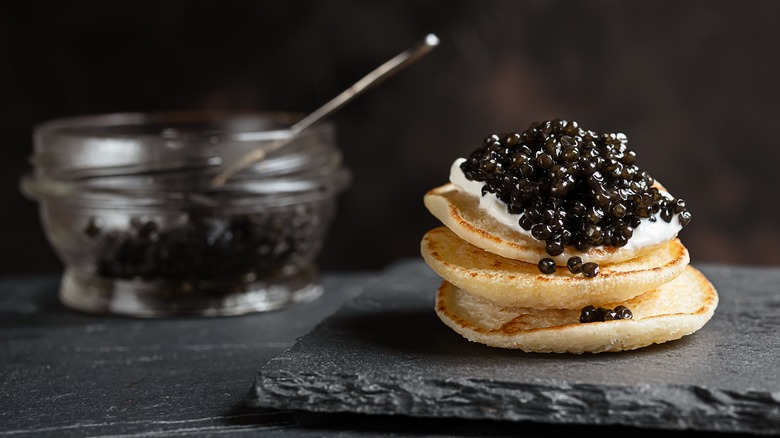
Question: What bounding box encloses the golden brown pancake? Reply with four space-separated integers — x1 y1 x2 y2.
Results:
435 266 718 354
421 226 689 309
424 183 671 265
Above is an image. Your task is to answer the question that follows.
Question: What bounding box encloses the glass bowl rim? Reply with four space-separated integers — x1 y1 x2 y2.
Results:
33 110 330 144
20 167 351 207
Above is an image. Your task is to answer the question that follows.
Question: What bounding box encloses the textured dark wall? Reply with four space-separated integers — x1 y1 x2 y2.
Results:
2 0 779 274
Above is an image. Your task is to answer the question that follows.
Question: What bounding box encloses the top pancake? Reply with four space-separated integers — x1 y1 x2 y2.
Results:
424 183 672 265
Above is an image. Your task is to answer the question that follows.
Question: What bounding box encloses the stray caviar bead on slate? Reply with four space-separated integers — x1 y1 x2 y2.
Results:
460 120 691 276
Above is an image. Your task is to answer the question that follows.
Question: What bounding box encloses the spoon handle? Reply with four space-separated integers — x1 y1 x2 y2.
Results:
291 33 439 134
212 34 439 186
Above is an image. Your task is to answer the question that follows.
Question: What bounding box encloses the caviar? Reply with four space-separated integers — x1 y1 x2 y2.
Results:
538 258 556 275
460 120 692 261
582 262 600 278
85 206 327 281
614 305 633 320
84 217 104 238
579 305 633 323
566 256 583 274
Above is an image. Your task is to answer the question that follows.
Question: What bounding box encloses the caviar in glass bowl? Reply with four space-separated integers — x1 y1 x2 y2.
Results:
21 111 350 317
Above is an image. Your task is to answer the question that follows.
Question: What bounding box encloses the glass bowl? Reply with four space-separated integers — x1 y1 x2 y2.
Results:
21 111 350 317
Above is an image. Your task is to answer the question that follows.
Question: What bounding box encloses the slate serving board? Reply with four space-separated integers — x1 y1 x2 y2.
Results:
248 260 780 434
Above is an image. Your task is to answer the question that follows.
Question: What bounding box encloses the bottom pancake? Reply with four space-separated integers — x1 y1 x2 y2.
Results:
435 266 718 354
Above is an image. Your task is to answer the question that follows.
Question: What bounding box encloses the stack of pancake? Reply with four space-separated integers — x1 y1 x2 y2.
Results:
421 183 718 354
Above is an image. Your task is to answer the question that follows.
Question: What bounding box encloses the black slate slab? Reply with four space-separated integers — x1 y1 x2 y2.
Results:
249 260 780 435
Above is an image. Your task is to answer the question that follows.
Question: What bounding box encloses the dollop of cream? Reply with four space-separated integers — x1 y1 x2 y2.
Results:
449 158 681 252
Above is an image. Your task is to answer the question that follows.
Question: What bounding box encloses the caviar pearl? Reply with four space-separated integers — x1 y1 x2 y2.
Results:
536 153 554 169
614 305 633 320
518 215 533 230
84 217 104 238
579 305 596 323
603 309 619 320
546 241 564 256
582 262 600 278
678 210 692 227
531 224 553 241
567 256 583 274
538 258 556 274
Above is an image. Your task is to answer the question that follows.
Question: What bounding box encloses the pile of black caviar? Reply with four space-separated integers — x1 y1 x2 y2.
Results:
86 207 325 281
460 119 691 258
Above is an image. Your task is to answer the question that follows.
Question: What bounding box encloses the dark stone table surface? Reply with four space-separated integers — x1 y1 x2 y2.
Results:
1 271 375 437
2 260 778 437
250 261 780 435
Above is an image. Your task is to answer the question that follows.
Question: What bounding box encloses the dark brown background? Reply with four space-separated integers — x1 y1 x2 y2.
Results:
2 0 779 275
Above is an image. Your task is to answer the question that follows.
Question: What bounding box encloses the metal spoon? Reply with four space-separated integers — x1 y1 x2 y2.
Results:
211 33 439 186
